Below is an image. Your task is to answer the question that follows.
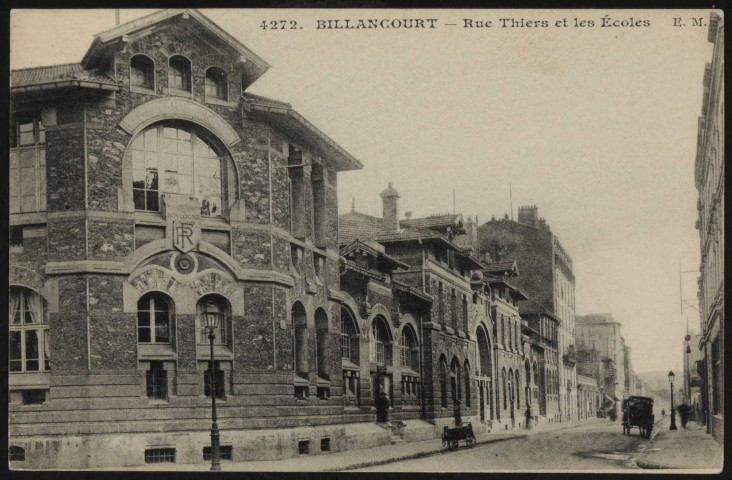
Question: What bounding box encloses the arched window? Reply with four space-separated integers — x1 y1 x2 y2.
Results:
130 55 154 91
507 369 513 407
440 356 448 408
451 357 461 403
464 360 471 407
502 368 507 409
168 55 191 92
400 325 418 370
137 292 172 344
477 325 491 378
315 308 328 379
515 369 521 408
205 67 228 101
9 287 49 372
196 294 229 345
130 123 225 216
370 316 390 365
340 307 358 363
292 302 308 376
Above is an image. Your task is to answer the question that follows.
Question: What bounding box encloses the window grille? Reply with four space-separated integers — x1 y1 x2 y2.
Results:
320 438 331 452
203 446 232 461
298 440 310 455
144 448 175 463
21 389 46 405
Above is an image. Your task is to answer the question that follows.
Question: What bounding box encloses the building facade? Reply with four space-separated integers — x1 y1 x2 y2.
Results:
695 11 724 445
576 375 600 420
9 9 370 468
521 303 561 423
576 346 617 416
576 313 627 405
478 205 577 422
339 186 485 432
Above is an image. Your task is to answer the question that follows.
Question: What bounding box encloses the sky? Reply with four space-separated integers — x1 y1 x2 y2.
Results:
10 9 713 373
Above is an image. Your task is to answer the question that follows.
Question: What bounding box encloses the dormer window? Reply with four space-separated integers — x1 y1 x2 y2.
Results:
205 67 228 102
130 55 155 92
168 55 191 92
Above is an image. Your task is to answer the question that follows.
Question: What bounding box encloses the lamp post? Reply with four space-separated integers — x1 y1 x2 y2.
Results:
202 300 222 471
668 370 677 431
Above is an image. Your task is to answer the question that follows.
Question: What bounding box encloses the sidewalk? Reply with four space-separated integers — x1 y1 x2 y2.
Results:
636 418 723 471
97 417 605 471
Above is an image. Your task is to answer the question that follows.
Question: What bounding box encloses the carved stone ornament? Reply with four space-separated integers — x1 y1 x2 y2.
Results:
163 194 202 253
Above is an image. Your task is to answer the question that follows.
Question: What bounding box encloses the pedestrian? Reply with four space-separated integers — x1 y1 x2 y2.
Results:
679 404 689 428
453 398 462 427
662 408 665 417
375 391 390 423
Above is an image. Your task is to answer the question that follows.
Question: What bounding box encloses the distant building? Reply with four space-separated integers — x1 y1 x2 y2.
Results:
695 11 724 445
478 205 577 422
521 300 561 423
576 346 618 415
577 375 600 421
576 313 626 403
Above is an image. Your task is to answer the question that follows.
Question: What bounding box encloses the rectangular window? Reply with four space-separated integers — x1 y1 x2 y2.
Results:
203 446 232 461
10 226 23 247
298 440 310 455
10 145 46 214
9 446 25 462
375 339 385 366
21 389 46 405
320 438 331 452
204 364 225 399
291 244 303 276
341 331 350 360
144 448 176 464
146 362 167 400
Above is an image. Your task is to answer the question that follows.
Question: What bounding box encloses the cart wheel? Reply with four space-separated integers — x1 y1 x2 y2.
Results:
466 435 476 448
647 426 653 438
450 440 459 450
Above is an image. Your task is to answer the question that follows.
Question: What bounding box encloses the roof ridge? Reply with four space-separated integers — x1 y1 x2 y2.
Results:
11 62 82 73
341 210 381 220
242 91 292 107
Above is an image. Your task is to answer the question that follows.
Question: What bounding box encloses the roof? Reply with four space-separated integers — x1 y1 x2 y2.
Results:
243 94 362 172
10 63 119 93
400 213 463 231
82 9 270 80
484 273 528 300
483 260 519 277
340 239 410 270
576 313 619 325
339 210 383 246
519 299 560 321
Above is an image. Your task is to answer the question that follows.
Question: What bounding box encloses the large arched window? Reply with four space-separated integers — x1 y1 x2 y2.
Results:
168 55 191 92
9 287 49 372
131 123 225 216
370 316 390 366
196 294 230 345
400 325 418 370
205 67 228 101
137 292 173 344
130 55 154 91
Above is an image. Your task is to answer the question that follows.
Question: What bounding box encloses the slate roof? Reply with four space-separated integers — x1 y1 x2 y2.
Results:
11 63 119 91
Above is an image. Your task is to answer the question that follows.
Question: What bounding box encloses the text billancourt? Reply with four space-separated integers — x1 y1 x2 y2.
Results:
316 19 439 29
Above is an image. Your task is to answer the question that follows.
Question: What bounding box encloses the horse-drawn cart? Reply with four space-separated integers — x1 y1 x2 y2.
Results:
442 423 476 450
622 396 655 438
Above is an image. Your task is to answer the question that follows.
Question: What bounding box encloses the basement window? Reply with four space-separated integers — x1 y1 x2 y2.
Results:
144 448 176 463
21 389 46 405
298 440 310 455
320 437 331 452
10 226 23 247
294 385 309 400
203 445 232 461
9 446 26 462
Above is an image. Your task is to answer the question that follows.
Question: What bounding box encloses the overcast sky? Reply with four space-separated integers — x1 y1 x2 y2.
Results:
11 9 712 373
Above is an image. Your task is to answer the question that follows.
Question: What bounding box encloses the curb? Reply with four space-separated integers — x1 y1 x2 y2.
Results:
327 419 604 471
635 418 676 470
325 433 529 471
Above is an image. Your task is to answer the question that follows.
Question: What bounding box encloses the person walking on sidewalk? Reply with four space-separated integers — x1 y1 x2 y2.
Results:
678 404 690 428
375 391 390 423
662 408 665 418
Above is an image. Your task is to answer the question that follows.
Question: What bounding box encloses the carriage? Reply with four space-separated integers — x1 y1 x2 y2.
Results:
622 396 655 438
442 422 476 450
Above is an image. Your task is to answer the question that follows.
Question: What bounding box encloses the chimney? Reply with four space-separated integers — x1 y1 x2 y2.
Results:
517 205 539 227
380 182 401 232
405 211 412 219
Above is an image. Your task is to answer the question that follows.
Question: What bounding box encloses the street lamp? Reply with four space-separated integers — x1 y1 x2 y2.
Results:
668 370 677 431
202 300 222 471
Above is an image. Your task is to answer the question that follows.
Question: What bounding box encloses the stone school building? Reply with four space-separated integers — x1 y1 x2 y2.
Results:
9 9 372 468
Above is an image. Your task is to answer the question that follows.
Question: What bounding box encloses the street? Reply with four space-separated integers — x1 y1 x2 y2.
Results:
353 421 654 472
